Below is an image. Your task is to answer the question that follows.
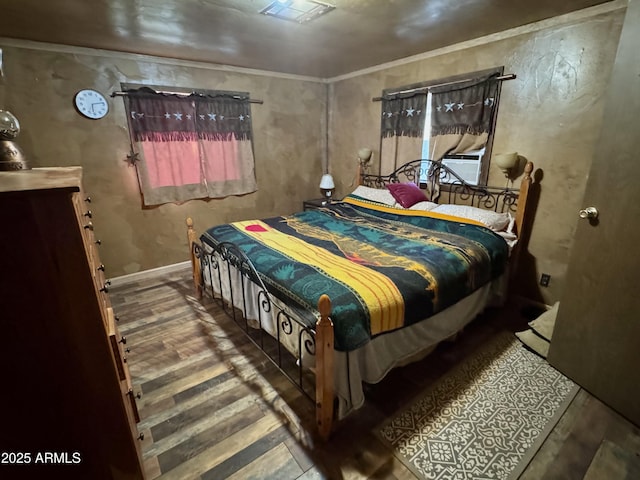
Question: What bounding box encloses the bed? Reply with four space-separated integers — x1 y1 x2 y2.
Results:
186 158 534 439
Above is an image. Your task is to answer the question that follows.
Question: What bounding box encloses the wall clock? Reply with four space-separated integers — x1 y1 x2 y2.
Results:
74 89 109 119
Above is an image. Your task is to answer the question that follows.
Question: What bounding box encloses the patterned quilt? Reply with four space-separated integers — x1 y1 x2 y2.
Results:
201 196 509 352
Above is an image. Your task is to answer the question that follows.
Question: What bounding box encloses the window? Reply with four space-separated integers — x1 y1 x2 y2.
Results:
121 84 257 206
420 97 486 186
380 67 504 186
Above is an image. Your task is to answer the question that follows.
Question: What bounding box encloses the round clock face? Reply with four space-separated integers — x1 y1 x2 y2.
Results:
74 89 109 119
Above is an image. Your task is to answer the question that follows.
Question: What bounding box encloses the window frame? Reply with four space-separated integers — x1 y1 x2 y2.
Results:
379 66 504 187
120 82 257 206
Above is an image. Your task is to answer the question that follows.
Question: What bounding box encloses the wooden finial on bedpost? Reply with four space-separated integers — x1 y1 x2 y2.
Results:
514 161 533 237
511 161 534 283
186 217 202 299
316 294 335 441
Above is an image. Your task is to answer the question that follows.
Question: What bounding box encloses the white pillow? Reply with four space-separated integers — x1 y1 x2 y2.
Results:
432 204 510 231
409 201 439 211
349 185 398 206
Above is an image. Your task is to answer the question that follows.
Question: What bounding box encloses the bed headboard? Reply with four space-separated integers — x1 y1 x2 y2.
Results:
358 159 534 278
359 158 532 215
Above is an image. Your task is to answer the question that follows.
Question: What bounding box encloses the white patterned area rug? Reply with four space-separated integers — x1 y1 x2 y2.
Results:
377 332 579 480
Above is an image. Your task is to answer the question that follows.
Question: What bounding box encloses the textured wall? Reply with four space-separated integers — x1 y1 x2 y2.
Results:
0 47 326 276
327 9 624 304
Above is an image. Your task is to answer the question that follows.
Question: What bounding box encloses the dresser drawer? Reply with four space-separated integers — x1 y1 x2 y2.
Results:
72 190 96 255
107 308 140 424
107 308 130 382
73 191 112 328
124 379 142 424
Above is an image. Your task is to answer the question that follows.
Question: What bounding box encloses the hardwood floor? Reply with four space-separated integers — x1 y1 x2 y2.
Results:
111 265 640 479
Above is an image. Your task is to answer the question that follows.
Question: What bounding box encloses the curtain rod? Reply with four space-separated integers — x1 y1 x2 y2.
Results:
110 89 264 104
371 73 516 102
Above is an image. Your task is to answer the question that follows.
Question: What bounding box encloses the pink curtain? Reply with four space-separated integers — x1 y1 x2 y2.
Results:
201 139 240 183
141 141 201 188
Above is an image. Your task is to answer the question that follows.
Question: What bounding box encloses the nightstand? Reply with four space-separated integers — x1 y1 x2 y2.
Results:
303 198 341 211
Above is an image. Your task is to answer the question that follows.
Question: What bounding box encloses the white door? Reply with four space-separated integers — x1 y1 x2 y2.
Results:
547 0 640 426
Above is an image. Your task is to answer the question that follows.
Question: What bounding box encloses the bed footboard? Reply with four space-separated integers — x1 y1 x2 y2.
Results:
186 218 335 440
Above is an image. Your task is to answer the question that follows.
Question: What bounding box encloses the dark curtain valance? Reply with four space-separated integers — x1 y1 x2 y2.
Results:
430 73 499 137
125 87 253 142
380 93 428 138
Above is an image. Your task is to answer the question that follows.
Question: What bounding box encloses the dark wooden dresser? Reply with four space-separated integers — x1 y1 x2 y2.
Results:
0 167 144 479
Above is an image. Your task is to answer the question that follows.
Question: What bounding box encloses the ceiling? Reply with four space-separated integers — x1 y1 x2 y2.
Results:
0 0 615 78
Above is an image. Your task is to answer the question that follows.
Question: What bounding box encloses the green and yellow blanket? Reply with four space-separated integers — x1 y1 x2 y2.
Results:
201 196 508 352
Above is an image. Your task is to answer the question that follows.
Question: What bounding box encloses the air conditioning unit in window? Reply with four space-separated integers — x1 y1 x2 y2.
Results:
441 153 482 185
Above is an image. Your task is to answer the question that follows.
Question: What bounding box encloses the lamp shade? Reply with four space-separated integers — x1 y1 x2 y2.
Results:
357 147 372 164
0 110 29 171
493 152 518 170
0 110 20 140
319 174 335 189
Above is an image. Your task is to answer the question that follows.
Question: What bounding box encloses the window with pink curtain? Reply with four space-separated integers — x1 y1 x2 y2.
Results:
124 87 257 206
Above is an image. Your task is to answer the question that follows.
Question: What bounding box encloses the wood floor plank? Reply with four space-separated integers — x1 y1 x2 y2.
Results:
139 396 177 421
150 382 254 441
223 443 304 480
537 394 614 480
120 305 197 335
199 426 294 480
140 354 221 394
337 433 398 480
143 455 162 480
138 375 242 431
139 363 231 408
157 403 265 474
127 319 207 348
143 394 264 459
284 436 315 473
156 413 282 480
132 348 219 384
296 467 329 480
583 439 640 480
170 371 236 405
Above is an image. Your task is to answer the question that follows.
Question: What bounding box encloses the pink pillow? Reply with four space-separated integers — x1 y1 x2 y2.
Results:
387 182 428 208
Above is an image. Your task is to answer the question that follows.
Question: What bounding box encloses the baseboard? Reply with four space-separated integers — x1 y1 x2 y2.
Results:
109 261 191 287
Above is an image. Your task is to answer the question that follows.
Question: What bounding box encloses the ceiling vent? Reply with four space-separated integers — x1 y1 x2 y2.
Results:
260 0 336 24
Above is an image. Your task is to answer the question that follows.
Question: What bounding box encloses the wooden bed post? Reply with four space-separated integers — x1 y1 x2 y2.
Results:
315 294 335 441
186 217 203 299
511 161 534 279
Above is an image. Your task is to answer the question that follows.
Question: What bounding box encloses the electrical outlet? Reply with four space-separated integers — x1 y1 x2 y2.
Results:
540 273 551 287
